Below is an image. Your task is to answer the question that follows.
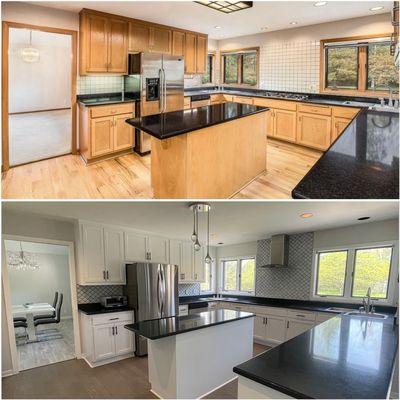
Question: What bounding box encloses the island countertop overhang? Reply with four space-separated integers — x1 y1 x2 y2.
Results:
125 102 269 140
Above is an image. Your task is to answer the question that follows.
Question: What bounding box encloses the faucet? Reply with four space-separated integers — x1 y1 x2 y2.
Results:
362 287 373 314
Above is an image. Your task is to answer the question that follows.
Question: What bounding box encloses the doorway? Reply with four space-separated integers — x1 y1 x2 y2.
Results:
2 22 77 170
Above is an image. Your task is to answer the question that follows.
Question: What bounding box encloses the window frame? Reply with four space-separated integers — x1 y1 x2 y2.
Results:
311 241 398 305
200 260 215 294
320 33 396 97
201 52 215 85
221 47 259 87
220 255 256 295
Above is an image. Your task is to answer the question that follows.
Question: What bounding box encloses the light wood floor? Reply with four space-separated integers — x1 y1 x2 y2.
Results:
2 343 270 399
1 139 321 199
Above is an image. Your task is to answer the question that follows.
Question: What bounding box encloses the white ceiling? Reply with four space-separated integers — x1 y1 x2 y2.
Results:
4 240 69 255
3 201 398 246
32 1 392 39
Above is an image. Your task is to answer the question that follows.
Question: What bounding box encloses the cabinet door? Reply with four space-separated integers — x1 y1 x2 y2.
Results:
297 113 331 150
184 33 197 74
193 246 205 282
114 322 134 356
91 116 114 157
93 324 115 361
273 109 297 143
332 116 350 143
124 231 148 262
286 319 314 341
104 228 126 284
265 316 286 344
172 31 185 56
196 35 207 74
147 235 169 264
113 113 134 151
129 22 151 52
169 240 182 267
81 223 105 283
151 27 171 54
266 109 274 137
108 18 128 73
180 242 194 282
85 13 108 73
253 315 267 341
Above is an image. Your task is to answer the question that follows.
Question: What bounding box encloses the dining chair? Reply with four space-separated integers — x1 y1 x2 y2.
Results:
14 320 28 345
13 316 27 323
33 292 58 321
34 293 63 328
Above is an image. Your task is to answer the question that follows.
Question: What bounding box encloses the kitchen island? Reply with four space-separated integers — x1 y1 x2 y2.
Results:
126 102 268 198
125 309 254 399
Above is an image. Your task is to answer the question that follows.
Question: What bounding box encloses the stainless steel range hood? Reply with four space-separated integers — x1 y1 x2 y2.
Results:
260 234 289 267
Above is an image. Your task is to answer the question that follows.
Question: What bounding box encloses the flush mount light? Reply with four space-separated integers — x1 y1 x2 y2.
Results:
357 216 371 221
314 1 327 6
369 6 384 11
300 213 314 219
195 1 253 14
260 26 268 31
214 25 221 29
290 21 298 25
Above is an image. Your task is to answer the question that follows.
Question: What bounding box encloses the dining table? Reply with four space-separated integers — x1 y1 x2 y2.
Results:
12 303 55 342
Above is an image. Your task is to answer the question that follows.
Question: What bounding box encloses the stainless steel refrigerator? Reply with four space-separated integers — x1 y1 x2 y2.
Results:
123 262 179 356
127 52 184 154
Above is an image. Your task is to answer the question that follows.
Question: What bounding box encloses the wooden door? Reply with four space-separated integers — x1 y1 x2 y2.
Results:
273 109 297 143
108 18 128 73
265 316 286 344
193 247 205 282
297 112 331 150
180 242 194 282
151 27 171 54
124 231 148 262
286 319 314 341
104 227 126 284
113 113 134 151
114 322 134 356
93 325 115 361
332 116 350 143
91 117 114 157
85 14 109 73
253 315 267 342
129 22 151 52
81 223 105 283
184 33 197 74
172 31 185 56
196 35 207 74
147 235 169 264
266 109 274 137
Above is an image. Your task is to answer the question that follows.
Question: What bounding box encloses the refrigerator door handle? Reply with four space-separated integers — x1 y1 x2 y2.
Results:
158 68 163 113
163 68 167 113
160 265 166 316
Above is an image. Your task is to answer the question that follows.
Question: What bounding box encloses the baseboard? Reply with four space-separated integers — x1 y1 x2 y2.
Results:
2 369 15 377
60 316 73 320
82 353 134 368
200 376 237 398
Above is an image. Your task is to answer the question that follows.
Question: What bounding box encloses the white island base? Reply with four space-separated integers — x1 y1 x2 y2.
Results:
148 317 254 399
238 376 294 399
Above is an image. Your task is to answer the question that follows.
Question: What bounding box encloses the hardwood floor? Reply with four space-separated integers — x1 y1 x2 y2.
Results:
1 139 321 199
2 343 270 399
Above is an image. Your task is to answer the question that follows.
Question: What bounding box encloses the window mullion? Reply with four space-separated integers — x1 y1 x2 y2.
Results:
358 46 367 91
344 249 355 298
237 259 241 292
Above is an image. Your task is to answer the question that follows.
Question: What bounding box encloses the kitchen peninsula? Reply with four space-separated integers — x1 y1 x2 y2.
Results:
125 309 254 399
126 102 268 198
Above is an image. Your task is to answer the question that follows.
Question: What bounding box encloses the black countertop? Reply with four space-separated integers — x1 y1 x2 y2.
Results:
77 92 139 106
293 108 399 199
233 314 398 399
78 303 134 315
125 102 268 140
124 309 254 340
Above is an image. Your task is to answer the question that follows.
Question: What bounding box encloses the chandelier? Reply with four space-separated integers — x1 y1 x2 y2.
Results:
189 203 213 264
19 30 40 63
7 242 40 271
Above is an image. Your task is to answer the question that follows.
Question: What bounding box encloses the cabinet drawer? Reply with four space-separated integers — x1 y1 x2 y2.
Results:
332 106 360 119
222 95 234 102
91 311 133 325
287 309 315 321
184 97 191 108
90 103 135 118
179 305 189 316
297 103 331 116
248 306 288 317
232 96 254 105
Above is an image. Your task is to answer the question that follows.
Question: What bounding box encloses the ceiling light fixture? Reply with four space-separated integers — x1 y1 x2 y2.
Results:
195 1 253 14
369 6 384 11
357 216 371 221
189 203 212 264
260 27 268 31
214 25 221 29
290 21 298 25
314 1 327 6
7 242 40 271
300 213 314 219
20 30 40 63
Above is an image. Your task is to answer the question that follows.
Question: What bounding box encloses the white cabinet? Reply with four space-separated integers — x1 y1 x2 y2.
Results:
147 235 169 264
193 246 205 282
78 222 125 285
177 241 205 283
169 240 182 267
286 319 315 341
80 311 134 367
253 315 266 342
253 314 286 345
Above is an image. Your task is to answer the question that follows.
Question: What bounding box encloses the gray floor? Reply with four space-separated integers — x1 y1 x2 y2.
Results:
16 319 75 371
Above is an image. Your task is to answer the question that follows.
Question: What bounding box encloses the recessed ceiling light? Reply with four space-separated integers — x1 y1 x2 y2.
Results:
217 242 224 245
314 1 327 6
214 26 221 29
290 21 298 25
260 27 268 31
357 216 371 221
300 213 313 219
369 6 384 11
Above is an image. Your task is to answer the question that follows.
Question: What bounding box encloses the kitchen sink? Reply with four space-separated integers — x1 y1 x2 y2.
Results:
345 311 388 319
326 307 354 312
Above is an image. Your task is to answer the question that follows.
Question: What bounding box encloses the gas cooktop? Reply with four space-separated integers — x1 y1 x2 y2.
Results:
264 91 309 101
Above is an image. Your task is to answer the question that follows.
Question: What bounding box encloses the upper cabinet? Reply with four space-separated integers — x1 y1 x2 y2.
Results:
128 22 151 52
80 10 128 75
196 35 207 74
172 31 185 56
151 27 171 54
184 33 197 74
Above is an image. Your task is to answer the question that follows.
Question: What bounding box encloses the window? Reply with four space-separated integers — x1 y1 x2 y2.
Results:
201 262 212 292
321 36 399 94
222 48 258 86
313 243 396 303
202 54 214 84
221 257 255 294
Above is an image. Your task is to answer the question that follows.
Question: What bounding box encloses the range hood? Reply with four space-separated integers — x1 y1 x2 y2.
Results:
260 234 289 267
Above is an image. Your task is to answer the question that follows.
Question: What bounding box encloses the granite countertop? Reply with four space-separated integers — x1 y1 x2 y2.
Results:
233 314 398 399
292 108 399 199
77 92 139 106
125 102 268 140
78 303 134 315
124 309 254 340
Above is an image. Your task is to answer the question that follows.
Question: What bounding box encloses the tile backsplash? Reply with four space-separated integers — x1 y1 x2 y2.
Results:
76 285 123 303
77 75 124 95
179 283 201 297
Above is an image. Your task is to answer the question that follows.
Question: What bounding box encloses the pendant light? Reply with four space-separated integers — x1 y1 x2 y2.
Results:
20 30 40 63
189 203 212 262
194 208 201 251
191 207 198 243
204 207 212 264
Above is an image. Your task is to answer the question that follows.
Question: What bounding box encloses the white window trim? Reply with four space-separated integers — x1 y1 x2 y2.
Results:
200 259 216 294
310 240 399 306
219 255 256 296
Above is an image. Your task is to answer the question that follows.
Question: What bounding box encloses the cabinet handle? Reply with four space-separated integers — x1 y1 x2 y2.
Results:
287 321 289 329
148 252 151 260
115 326 118 335
112 326 115 335
262 317 265 324
265 317 268 325
180 273 185 280
109 318 119 321
106 270 109 280
103 270 106 280
296 314 306 318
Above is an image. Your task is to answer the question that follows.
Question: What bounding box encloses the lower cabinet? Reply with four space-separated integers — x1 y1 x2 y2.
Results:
80 311 135 367
332 116 351 142
254 314 287 345
286 319 315 341
273 109 297 143
297 112 332 150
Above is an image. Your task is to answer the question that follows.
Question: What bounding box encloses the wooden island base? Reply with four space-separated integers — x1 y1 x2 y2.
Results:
151 112 267 198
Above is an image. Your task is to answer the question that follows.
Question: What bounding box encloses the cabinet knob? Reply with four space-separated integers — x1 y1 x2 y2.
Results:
194 273 198 280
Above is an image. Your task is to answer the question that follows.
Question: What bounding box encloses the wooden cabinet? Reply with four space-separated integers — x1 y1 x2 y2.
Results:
232 96 254 105
184 33 197 74
79 103 135 163
184 97 191 110
129 21 151 52
151 27 171 54
124 231 169 263
332 116 351 142
80 11 128 74
297 112 331 150
172 30 185 56
196 35 207 74
273 109 297 142
286 319 315 341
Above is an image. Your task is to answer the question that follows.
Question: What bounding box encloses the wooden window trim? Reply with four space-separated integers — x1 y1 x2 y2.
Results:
221 47 259 87
202 52 215 84
320 33 397 98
